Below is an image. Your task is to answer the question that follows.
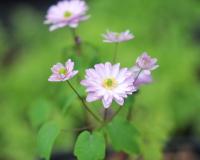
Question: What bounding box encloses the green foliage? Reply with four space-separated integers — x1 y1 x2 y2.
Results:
62 94 76 114
29 99 52 128
106 117 140 154
74 131 105 160
37 122 61 160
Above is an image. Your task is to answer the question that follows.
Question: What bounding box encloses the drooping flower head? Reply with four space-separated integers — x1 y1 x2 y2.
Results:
45 0 89 31
48 59 78 82
130 66 152 88
102 30 134 43
130 52 158 88
81 62 137 108
136 52 159 70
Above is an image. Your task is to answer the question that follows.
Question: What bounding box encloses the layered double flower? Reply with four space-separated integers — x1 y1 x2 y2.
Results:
81 62 137 108
45 0 89 31
48 59 78 82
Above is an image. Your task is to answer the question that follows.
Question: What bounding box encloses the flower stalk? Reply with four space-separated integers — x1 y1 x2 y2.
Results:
66 80 102 123
103 108 108 122
126 69 142 121
112 43 119 63
72 28 82 56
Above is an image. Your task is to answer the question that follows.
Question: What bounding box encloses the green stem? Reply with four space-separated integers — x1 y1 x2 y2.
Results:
98 106 124 130
126 69 142 121
66 81 102 123
103 108 108 122
127 104 134 121
71 28 82 56
110 106 123 121
71 29 90 125
133 69 142 85
112 43 119 63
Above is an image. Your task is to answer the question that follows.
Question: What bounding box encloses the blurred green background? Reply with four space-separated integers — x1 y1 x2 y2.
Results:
0 0 200 159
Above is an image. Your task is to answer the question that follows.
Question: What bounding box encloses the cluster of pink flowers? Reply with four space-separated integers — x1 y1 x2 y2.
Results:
46 0 159 108
48 53 158 108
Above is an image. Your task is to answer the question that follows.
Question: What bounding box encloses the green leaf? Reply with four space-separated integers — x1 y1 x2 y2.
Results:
62 94 76 114
74 131 105 160
37 122 60 160
107 117 140 155
29 99 51 128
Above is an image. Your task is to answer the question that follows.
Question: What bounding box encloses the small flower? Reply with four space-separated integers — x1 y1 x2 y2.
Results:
48 59 78 82
45 0 89 31
136 52 159 70
102 30 134 43
130 66 152 88
81 62 137 108
130 52 158 87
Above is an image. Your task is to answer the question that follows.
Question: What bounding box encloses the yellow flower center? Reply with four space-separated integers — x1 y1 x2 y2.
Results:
103 78 117 89
59 68 67 75
64 11 72 18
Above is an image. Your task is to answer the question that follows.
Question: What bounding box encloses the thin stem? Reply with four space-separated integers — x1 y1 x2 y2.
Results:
126 69 142 121
66 81 102 123
112 43 119 63
103 108 108 122
71 28 82 56
102 109 109 145
133 69 142 85
98 106 124 130
127 104 134 121
110 106 123 121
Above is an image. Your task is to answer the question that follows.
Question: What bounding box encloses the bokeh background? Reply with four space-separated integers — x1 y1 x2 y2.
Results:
0 0 200 159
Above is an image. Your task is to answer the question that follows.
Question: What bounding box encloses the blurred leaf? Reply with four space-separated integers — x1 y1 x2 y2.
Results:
62 94 76 114
74 131 105 160
29 99 51 128
106 117 140 154
37 122 60 160
126 95 135 106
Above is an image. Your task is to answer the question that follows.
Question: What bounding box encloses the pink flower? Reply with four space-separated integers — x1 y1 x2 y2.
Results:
48 59 78 82
130 66 152 88
136 52 159 70
45 0 89 31
102 30 134 43
130 52 158 87
81 62 137 108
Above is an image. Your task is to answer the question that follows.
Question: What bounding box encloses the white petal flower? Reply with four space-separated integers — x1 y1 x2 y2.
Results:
45 0 89 31
102 30 134 43
129 52 159 88
130 66 152 88
81 62 137 108
136 52 159 70
48 59 78 82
